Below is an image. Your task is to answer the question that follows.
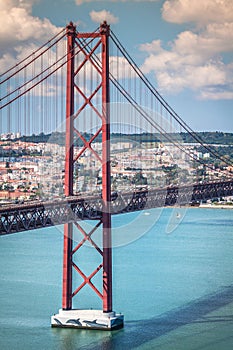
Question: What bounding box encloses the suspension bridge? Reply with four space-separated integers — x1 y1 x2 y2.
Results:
0 21 232 330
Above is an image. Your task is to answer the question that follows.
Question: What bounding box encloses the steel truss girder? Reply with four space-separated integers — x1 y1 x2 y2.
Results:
1 180 233 235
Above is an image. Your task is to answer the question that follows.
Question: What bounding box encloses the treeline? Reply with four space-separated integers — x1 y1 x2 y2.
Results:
180 131 233 145
16 131 233 146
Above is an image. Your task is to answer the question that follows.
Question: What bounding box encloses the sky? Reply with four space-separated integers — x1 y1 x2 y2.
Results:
0 0 233 132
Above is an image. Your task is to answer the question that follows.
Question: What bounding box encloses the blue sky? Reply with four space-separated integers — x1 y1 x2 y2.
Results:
1 0 233 132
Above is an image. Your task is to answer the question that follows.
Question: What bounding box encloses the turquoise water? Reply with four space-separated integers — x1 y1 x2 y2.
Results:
0 208 233 349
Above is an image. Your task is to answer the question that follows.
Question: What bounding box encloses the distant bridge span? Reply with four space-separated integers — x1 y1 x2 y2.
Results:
1 180 232 235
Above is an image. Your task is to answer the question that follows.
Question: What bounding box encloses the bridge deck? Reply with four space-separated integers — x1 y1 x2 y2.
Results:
0 180 232 235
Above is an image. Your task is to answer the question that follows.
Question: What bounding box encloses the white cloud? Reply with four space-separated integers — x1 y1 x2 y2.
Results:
139 40 162 54
89 10 118 24
76 0 159 5
162 0 233 25
109 56 137 79
172 25 233 58
140 0 233 100
0 0 61 69
159 64 226 92
200 89 233 100
0 0 37 11
140 38 233 99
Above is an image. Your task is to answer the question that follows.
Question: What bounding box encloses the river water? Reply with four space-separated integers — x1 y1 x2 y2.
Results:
0 208 233 349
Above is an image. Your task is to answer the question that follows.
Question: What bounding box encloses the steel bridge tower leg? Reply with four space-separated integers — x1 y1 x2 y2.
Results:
62 21 75 312
51 22 123 330
101 24 113 314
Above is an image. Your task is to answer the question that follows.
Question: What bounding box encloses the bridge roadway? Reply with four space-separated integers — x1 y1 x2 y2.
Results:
0 180 233 235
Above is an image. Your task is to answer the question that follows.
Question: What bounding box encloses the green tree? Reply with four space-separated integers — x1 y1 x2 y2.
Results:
132 171 147 186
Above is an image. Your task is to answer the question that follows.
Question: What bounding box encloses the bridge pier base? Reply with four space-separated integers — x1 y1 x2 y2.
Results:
51 309 124 330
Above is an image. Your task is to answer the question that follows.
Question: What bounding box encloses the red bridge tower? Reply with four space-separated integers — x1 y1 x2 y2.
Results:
51 22 124 330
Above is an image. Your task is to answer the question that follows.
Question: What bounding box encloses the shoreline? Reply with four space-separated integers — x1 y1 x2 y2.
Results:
165 204 233 209
198 204 233 209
